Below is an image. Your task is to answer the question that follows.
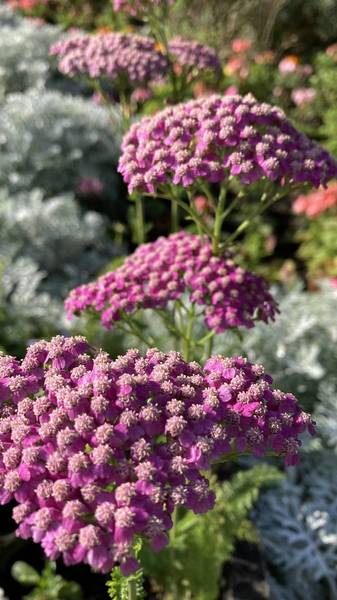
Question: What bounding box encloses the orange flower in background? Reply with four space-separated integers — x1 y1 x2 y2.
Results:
96 26 114 33
154 41 166 54
278 54 300 74
293 183 337 218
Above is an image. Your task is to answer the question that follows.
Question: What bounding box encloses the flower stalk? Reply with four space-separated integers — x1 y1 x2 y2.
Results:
128 578 138 600
212 186 227 255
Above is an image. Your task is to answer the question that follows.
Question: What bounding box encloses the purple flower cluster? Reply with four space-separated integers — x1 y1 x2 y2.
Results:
168 37 221 74
65 232 277 333
50 33 169 86
112 0 173 17
118 93 337 193
0 336 313 573
203 355 315 466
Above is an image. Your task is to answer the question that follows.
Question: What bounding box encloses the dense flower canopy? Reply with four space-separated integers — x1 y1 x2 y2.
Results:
118 93 337 193
50 32 169 85
168 37 221 74
0 336 313 573
65 232 278 333
292 182 337 218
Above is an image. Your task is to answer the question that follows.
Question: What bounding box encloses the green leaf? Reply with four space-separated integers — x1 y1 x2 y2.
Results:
141 465 282 600
11 562 40 586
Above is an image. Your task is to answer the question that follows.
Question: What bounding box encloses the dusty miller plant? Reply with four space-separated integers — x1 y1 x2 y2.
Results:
0 188 118 354
255 450 337 600
0 88 122 203
0 10 62 98
213 283 337 410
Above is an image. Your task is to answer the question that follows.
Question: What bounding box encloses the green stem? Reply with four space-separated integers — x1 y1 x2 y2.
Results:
171 507 178 542
167 60 180 103
200 183 216 211
186 190 203 235
148 9 180 103
119 88 132 133
170 198 179 233
135 195 145 245
225 218 250 246
156 309 185 345
147 192 212 236
224 194 280 248
181 304 196 361
206 335 214 360
212 186 227 255
118 316 155 348
127 578 137 600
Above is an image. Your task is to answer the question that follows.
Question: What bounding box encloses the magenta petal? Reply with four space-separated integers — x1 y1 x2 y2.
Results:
150 533 169 552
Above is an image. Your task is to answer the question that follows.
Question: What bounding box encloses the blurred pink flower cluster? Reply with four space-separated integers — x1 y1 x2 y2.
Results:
168 37 221 75
76 178 104 196
50 33 169 86
326 43 337 59
291 88 316 107
293 182 337 218
278 55 312 76
6 0 48 9
224 38 254 79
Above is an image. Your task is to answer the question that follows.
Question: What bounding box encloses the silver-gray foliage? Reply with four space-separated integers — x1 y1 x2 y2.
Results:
214 283 337 409
0 255 63 353
0 88 122 198
0 187 117 296
313 381 337 450
255 451 337 600
0 188 120 353
0 5 21 27
234 284 337 599
0 15 61 98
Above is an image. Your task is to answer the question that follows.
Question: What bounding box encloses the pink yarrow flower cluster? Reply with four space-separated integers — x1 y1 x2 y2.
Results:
65 232 278 332
292 182 337 218
0 337 313 573
112 0 174 17
291 88 317 108
50 33 169 86
168 37 221 74
118 93 337 193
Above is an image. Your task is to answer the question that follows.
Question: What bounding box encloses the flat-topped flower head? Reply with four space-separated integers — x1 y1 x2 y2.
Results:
65 231 278 332
168 37 221 74
118 93 337 193
0 336 313 573
50 32 168 86
112 0 174 17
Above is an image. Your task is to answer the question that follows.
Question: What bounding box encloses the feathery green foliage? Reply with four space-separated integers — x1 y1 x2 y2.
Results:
11 561 82 600
141 465 282 600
